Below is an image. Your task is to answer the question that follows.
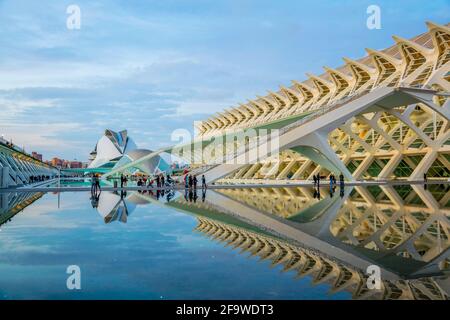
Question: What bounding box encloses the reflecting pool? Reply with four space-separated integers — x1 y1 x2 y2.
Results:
0 183 449 300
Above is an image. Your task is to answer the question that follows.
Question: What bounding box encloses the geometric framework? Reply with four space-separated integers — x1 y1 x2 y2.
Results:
0 143 57 187
197 22 450 184
102 22 450 183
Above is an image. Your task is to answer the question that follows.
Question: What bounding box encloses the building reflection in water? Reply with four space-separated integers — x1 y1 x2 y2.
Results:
0 192 44 227
93 189 181 223
2 183 448 300
172 184 450 300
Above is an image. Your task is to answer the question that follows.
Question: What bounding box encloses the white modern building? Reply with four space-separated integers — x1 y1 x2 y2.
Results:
89 129 137 169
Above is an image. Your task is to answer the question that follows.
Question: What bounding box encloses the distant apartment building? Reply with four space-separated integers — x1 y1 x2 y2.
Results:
51 157 63 167
31 152 43 162
69 161 83 168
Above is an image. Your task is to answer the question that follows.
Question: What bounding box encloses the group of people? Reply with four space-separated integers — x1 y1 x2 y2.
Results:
91 171 208 192
29 175 52 183
312 172 346 199
130 173 174 189
184 174 206 190
116 172 188 190
184 188 207 203
312 173 345 188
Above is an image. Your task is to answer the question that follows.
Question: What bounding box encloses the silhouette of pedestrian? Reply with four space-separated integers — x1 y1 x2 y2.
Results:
193 175 198 189
339 173 344 188
201 175 207 190
188 175 193 189
95 175 101 192
90 174 96 194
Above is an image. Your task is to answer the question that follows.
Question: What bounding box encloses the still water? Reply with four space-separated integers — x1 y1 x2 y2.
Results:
0 183 448 300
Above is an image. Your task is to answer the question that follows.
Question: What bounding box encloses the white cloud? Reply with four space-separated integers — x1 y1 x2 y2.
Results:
0 122 88 156
0 97 57 119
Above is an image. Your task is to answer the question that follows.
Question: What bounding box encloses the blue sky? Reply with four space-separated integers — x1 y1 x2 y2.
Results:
0 0 448 161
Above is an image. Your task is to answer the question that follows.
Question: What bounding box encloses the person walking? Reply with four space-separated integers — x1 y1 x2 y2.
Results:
188 175 193 189
156 175 160 188
339 173 344 188
91 174 96 194
316 173 320 188
95 174 101 192
193 175 198 189
330 174 335 185
161 174 165 188
201 175 206 190
313 174 317 187
120 174 124 188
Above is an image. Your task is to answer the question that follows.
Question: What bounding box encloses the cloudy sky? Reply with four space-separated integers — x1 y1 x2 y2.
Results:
0 0 448 161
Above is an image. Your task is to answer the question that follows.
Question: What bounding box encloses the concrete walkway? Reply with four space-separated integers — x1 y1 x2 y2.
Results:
0 179 448 193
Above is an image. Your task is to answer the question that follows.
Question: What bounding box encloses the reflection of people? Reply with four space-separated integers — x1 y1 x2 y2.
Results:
166 190 174 202
339 173 344 188
193 189 198 203
202 188 206 202
90 192 100 208
313 188 321 199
